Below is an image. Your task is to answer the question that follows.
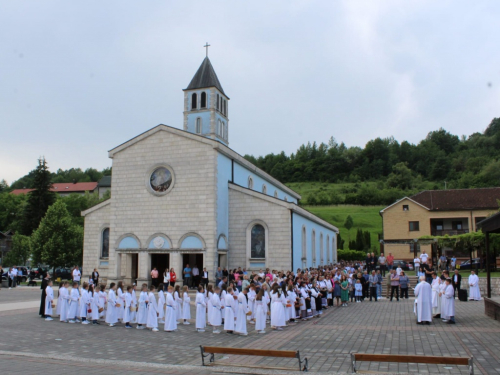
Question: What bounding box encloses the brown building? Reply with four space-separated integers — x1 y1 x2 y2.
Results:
380 188 500 261
11 181 98 197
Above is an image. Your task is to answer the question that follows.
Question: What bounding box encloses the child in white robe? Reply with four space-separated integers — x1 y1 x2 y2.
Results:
55 282 62 317
136 284 148 329
442 279 456 324
59 282 70 322
164 286 177 332
123 286 133 328
286 285 297 322
211 286 223 334
44 280 54 321
174 286 183 322
90 286 100 325
206 285 214 326
271 286 287 330
79 282 91 324
98 285 107 320
255 289 267 334
130 284 137 324
116 282 125 322
235 288 249 336
146 285 159 332
468 271 481 301
196 285 207 332
247 285 256 324
68 282 80 323
105 283 118 326
157 285 166 324
182 286 191 324
223 287 235 334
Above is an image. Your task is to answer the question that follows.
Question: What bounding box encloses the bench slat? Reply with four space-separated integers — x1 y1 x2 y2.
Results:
354 354 469 366
203 346 297 358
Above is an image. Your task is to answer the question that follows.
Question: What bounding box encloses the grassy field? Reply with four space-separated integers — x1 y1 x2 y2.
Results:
301 204 384 251
287 181 380 202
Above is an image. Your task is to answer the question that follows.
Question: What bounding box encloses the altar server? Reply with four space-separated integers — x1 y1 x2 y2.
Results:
211 286 223 333
105 283 118 327
468 270 481 301
414 276 432 325
223 287 236 334
136 284 148 329
44 280 54 321
442 278 456 324
123 286 133 328
146 285 159 332
164 286 177 332
182 285 191 324
235 287 250 336
68 282 80 323
196 285 207 332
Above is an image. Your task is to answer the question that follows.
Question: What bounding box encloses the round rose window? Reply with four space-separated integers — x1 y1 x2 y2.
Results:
150 167 172 193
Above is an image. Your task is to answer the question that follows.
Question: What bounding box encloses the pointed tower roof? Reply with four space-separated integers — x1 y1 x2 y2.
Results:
185 57 227 96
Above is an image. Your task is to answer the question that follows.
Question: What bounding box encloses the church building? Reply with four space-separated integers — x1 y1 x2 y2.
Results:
81 56 338 285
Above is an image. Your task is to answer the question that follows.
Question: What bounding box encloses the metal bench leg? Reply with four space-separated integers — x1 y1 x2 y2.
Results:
200 346 214 367
469 357 474 375
351 353 356 373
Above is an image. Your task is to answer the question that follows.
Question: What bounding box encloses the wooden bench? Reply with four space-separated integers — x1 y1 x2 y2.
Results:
350 353 474 375
200 345 308 372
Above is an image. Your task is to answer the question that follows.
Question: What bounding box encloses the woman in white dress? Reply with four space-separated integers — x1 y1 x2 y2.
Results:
468 270 481 301
195 285 207 332
163 269 170 291
270 284 287 330
182 286 191 324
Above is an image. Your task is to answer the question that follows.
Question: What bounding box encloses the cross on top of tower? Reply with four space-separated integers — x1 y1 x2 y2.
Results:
204 42 210 57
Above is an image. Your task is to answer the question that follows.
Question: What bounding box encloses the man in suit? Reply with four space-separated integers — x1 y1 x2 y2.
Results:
92 268 99 286
365 253 373 273
452 269 462 298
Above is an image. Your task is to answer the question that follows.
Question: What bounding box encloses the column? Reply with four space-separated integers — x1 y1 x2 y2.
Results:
137 251 150 285
170 252 182 286
124 254 133 284
114 253 122 283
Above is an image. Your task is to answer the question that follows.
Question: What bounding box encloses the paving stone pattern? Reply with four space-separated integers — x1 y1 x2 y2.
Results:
0 295 499 374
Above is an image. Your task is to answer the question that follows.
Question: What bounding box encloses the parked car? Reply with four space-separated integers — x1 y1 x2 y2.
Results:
393 260 412 271
54 267 73 280
1 267 29 282
30 267 48 279
456 258 481 270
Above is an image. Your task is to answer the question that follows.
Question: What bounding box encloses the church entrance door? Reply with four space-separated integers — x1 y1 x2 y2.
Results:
182 253 204 288
151 254 170 282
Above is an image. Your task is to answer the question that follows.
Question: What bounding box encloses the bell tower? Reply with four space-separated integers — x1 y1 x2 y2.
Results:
183 49 230 145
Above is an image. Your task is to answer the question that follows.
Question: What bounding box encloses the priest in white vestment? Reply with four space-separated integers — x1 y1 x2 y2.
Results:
431 274 442 318
414 276 433 324
468 271 481 301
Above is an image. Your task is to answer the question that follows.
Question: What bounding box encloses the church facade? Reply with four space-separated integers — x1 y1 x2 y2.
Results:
82 57 338 285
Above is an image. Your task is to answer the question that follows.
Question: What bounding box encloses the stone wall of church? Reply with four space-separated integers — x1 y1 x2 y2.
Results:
109 129 218 282
228 188 291 271
82 202 111 280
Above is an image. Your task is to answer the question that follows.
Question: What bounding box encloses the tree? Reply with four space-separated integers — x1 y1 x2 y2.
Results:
0 192 26 232
344 215 354 242
21 157 56 235
386 162 414 190
3 233 31 266
31 200 83 274
0 179 8 193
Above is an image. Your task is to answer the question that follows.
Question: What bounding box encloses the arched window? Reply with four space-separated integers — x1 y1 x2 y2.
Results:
320 233 324 265
196 118 202 134
200 92 207 108
262 185 267 194
221 121 225 138
311 230 316 266
101 228 110 258
284 196 288 202
327 235 330 264
248 176 253 189
191 93 197 110
302 226 307 268
251 224 265 258
217 120 221 136
217 94 219 111
274 190 278 198
223 100 226 115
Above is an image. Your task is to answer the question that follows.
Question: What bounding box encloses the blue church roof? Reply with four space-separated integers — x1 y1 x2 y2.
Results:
185 57 227 96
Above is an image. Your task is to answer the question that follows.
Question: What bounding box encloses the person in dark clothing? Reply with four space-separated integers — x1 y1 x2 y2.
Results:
39 273 50 318
365 254 372 272
452 269 462 298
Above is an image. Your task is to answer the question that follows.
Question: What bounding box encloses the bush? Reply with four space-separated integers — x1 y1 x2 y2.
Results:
338 249 366 261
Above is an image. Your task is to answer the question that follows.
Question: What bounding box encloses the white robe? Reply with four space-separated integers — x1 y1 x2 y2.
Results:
174 291 182 320
270 291 286 327
157 290 165 320
130 289 137 323
431 278 442 315
210 293 222 326
183 292 191 320
206 291 213 324
255 300 266 331
247 289 256 320
98 291 107 318
235 292 249 334
116 288 125 320
468 274 481 300
123 292 132 323
164 292 177 331
195 292 207 329
45 286 54 316
55 287 62 316
90 292 100 321
105 290 118 324
223 293 235 331
441 284 455 320
286 291 297 320
137 291 148 324
79 290 90 318
146 292 158 329
68 288 80 320
58 287 69 321
414 281 433 323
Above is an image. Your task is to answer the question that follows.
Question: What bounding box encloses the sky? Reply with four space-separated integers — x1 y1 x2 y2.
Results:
1 1 499 185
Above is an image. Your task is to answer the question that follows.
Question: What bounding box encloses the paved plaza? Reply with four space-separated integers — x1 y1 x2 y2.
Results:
1 287 500 374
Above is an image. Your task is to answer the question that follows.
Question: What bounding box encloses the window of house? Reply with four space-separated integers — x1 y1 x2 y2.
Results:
251 224 265 258
434 221 444 231
312 230 316 266
101 228 110 258
200 92 207 108
191 93 197 110
248 176 253 189
320 233 324 265
223 100 226 115
196 118 202 134
217 94 219 110
403 205 409 211
452 221 463 230
409 243 421 253
409 221 420 231
327 235 330 263
302 226 307 268
262 185 267 194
